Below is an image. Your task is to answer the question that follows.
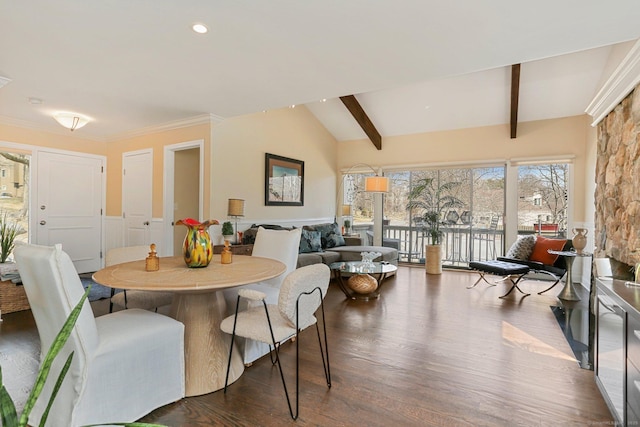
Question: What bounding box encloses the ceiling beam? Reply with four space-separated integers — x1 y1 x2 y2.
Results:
510 64 521 139
339 95 382 150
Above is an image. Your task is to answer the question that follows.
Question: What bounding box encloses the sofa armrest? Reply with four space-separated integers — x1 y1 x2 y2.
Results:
344 236 363 246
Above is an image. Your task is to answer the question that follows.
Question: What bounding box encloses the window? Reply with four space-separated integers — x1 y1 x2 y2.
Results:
0 152 30 254
344 165 505 267
517 163 568 238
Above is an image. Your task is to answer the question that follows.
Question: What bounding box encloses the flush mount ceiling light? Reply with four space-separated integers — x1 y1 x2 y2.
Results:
53 112 90 131
192 23 208 34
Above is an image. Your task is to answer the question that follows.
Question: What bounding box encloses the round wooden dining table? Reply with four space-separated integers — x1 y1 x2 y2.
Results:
92 254 286 397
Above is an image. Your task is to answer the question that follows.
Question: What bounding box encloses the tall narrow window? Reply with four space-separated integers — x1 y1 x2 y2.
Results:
517 163 568 239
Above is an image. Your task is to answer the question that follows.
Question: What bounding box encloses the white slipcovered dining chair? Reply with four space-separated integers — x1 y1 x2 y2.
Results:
14 244 185 427
106 245 173 312
220 263 331 420
223 226 301 364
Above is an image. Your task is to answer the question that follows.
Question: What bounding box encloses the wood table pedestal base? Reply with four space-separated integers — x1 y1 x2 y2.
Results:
171 291 244 396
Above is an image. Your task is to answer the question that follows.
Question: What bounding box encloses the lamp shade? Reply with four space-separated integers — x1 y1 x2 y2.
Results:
227 198 245 217
342 204 352 216
53 112 90 131
364 176 390 193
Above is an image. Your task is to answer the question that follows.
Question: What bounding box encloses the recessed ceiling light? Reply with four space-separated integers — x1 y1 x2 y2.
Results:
320 99 327 103
28 97 43 105
289 105 296 109
192 23 208 34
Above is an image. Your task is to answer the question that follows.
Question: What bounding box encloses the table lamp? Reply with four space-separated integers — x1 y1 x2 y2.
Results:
227 198 245 243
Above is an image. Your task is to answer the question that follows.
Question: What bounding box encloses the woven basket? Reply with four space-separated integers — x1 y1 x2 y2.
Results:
0 281 30 314
347 274 378 294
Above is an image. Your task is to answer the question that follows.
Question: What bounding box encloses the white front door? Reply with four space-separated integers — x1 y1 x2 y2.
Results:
35 151 103 273
123 149 153 247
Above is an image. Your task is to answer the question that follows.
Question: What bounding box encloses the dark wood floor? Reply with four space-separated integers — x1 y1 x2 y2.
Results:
1 267 613 426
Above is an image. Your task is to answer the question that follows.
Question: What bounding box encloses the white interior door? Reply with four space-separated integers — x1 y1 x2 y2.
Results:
35 151 103 273
123 150 153 247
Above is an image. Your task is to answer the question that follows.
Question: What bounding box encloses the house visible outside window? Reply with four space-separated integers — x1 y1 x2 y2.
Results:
517 163 569 238
1 169 5 178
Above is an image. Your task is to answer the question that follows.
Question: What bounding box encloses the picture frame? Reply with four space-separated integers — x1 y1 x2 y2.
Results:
265 153 304 206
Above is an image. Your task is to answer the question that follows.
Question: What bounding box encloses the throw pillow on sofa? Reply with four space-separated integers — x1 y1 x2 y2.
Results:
304 222 345 249
505 235 536 260
299 229 322 253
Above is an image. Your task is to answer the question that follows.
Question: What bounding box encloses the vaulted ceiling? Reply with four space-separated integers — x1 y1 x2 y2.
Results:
1 1 640 142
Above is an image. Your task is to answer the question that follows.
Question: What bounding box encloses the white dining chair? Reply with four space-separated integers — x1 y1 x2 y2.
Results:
15 243 185 427
220 263 331 420
106 245 174 312
223 226 302 365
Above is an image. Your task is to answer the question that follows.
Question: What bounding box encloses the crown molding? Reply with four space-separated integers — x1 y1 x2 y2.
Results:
0 113 225 142
105 113 224 142
0 114 100 141
585 39 640 126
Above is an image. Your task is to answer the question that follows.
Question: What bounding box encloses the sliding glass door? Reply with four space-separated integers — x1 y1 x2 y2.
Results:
381 166 505 267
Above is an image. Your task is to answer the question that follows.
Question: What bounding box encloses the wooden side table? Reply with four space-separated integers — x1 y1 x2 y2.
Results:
213 244 253 256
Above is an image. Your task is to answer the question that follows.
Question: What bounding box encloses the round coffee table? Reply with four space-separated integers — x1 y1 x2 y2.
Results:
329 261 397 300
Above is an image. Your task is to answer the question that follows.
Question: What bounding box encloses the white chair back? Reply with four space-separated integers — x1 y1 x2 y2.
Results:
278 264 330 329
252 227 302 288
15 243 98 425
15 244 98 357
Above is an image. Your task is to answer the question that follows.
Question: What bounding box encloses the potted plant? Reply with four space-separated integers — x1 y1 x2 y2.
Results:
0 212 21 264
343 219 351 235
407 177 464 274
221 221 234 242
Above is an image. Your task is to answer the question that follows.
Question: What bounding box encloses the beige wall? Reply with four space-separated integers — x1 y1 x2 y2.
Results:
338 114 594 223
106 123 211 217
210 107 338 223
0 111 595 230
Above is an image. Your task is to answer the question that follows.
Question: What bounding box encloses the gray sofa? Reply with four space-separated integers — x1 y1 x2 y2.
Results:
242 223 399 268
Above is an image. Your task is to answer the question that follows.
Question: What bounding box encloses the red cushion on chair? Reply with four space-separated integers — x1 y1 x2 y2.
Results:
529 236 567 265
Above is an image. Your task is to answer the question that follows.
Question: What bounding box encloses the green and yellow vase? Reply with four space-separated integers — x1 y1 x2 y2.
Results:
176 218 219 268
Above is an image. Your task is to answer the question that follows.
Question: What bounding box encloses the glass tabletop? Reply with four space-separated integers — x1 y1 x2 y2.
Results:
329 261 397 275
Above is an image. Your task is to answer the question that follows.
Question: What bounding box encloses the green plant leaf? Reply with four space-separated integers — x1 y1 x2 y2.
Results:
0 211 21 264
0 372 19 427
19 287 90 426
39 352 74 426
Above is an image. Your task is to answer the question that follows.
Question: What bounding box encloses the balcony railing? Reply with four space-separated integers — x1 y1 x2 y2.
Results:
352 223 565 268
352 224 505 267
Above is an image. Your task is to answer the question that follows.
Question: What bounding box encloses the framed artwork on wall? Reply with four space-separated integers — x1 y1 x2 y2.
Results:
265 153 304 206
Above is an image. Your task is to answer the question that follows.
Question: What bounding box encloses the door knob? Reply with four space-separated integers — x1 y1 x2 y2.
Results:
40 220 46 225
143 221 150 226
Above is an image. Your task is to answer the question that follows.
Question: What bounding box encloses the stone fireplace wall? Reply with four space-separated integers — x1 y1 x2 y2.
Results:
595 85 640 279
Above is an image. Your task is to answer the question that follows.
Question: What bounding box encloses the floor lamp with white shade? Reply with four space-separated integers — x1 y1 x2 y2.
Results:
337 164 390 245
